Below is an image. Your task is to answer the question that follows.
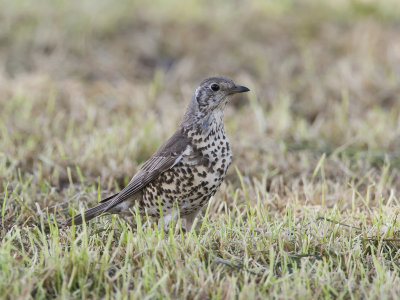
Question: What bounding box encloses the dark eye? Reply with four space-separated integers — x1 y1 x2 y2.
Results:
210 83 220 92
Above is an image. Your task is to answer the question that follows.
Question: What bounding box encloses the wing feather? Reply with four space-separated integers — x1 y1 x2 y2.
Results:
103 129 190 212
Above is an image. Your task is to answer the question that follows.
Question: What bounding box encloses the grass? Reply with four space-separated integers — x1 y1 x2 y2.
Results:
1 0 400 298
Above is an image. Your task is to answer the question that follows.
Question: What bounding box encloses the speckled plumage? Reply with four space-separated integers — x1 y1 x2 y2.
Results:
141 123 232 218
65 77 249 230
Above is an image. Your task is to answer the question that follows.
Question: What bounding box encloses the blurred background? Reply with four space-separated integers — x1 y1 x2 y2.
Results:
1 0 400 224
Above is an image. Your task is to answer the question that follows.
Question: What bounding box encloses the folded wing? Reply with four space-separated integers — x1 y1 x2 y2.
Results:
102 129 190 212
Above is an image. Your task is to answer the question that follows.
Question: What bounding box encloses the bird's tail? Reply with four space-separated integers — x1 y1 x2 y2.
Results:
63 193 118 226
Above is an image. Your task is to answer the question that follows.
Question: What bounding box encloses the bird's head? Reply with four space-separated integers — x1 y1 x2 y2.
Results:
195 77 250 113
181 76 250 128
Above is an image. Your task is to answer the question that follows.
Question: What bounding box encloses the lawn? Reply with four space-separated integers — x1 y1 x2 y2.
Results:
1 0 400 298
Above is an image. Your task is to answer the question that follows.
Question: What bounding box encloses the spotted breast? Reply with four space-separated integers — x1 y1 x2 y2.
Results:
141 123 232 217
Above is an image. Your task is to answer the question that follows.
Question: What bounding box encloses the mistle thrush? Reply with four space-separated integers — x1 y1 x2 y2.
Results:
65 77 250 230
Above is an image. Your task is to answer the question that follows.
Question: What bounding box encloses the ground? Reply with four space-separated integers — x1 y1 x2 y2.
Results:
1 0 400 298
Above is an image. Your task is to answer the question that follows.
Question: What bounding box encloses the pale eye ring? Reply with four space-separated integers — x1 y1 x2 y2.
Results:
210 83 220 92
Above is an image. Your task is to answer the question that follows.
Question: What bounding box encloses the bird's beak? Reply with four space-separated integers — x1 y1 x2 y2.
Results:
229 85 250 94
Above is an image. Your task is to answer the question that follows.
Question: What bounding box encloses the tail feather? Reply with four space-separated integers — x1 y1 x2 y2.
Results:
100 192 119 203
63 194 118 226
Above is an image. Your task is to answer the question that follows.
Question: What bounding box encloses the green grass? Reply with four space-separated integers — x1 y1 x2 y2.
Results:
1 0 400 298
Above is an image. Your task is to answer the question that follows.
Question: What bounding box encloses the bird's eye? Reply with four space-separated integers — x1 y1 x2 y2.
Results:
210 83 220 92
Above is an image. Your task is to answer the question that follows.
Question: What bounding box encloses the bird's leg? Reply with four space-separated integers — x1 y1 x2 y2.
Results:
158 211 177 233
182 211 199 232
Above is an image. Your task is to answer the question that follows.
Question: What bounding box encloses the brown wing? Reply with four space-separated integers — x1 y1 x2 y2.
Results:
103 128 190 212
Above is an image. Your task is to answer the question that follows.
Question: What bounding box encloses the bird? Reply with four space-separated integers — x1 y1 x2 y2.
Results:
64 76 250 231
